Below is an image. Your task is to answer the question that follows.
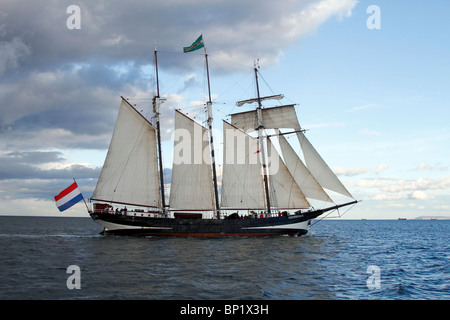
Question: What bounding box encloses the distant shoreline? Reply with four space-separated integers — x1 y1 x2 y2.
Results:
1 215 449 221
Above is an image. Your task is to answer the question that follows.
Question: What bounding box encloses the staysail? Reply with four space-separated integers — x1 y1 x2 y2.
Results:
277 131 333 203
267 137 310 209
230 102 353 204
169 110 215 210
92 97 161 208
297 131 353 199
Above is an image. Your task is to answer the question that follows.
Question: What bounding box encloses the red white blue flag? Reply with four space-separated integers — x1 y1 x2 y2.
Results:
54 181 84 212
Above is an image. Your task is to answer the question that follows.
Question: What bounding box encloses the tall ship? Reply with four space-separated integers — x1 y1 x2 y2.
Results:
88 37 357 237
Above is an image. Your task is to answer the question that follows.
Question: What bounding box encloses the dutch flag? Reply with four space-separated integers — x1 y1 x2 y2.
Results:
54 181 84 212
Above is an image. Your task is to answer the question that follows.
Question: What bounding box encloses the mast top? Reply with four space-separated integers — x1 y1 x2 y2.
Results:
254 59 260 70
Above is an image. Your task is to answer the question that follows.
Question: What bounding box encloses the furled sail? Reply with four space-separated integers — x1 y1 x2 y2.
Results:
221 121 266 209
169 111 215 210
276 131 333 203
297 131 354 199
267 137 310 209
236 94 284 107
92 98 161 207
231 105 301 133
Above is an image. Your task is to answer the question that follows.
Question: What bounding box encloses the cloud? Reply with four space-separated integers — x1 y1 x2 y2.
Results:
410 190 430 200
1 0 358 74
0 150 100 203
359 128 381 136
346 104 380 112
358 176 450 203
375 163 389 173
333 166 371 176
1 0 358 151
0 0 357 147
178 74 201 93
0 151 100 181
410 162 448 171
333 163 389 177
0 37 31 76
369 191 432 201
0 0 358 206
210 0 357 68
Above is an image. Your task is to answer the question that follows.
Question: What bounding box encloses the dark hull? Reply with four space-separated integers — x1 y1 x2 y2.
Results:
90 212 316 237
89 201 357 237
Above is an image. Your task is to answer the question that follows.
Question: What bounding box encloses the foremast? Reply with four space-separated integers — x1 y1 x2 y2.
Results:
153 46 166 213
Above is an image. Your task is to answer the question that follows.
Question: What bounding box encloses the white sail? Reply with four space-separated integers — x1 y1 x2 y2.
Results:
231 105 301 133
92 98 161 207
236 94 284 107
297 131 353 199
267 138 310 209
169 111 215 210
221 121 266 209
277 131 333 203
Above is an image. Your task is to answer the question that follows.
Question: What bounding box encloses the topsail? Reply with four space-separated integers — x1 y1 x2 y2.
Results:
231 105 301 133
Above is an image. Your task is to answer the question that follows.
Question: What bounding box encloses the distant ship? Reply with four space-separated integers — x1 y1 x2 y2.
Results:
88 42 358 237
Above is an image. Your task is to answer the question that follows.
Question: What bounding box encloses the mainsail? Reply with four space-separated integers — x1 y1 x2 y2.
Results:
169 110 215 210
92 98 161 208
221 121 266 209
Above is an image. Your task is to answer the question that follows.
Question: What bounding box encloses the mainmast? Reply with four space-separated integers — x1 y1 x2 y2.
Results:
204 47 221 219
253 61 271 215
153 46 166 212
182 34 220 218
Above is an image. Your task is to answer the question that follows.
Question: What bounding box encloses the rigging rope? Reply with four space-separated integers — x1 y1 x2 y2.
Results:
310 201 358 227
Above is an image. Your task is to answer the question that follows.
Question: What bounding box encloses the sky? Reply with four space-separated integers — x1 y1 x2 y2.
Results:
0 0 449 219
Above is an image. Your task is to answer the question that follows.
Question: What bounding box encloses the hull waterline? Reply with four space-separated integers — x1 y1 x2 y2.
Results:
90 213 314 237
89 201 357 237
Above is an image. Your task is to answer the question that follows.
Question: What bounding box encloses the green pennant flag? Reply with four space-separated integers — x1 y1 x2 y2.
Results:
183 34 204 53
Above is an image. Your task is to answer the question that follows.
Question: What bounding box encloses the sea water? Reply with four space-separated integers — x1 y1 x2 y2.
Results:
0 216 448 300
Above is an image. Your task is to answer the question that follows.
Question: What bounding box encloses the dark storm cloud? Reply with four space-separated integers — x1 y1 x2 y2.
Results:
0 0 355 148
0 151 100 180
1 0 357 76
0 0 356 187
0 150 99 201
1 0 282 73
